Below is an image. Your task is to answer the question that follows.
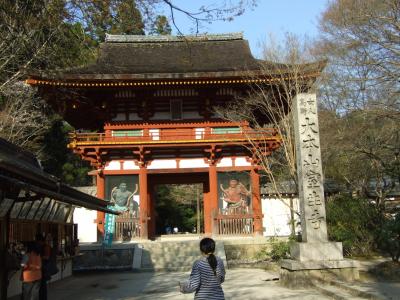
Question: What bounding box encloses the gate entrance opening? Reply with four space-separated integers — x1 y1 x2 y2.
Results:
154 183 203 235
148 172 208 239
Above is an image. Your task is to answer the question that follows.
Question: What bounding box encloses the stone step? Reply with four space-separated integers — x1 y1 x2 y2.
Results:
139 266 192 272
141 247 200 253
323 280 385 300
142 258 200 267
137 240 227 272
312 277 385 300
141 242 200 249
313 283 368 300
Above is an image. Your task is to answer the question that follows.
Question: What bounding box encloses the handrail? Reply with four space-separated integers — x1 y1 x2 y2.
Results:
69 127 279 145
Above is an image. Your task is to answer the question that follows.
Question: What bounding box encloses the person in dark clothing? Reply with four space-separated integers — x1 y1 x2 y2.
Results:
36 234 52 300
180 238 225 300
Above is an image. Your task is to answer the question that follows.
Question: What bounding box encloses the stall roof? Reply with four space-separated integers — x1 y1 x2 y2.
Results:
0 138 117 217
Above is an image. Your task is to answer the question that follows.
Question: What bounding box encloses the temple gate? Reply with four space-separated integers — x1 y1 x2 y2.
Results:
27 33 323 241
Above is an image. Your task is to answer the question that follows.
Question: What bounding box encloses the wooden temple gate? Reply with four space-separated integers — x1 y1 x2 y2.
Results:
26 33 322 242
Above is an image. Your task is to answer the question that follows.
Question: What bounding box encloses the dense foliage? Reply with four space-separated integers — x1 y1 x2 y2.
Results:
378 213 400 262
42 119 92 186
326 195 383 257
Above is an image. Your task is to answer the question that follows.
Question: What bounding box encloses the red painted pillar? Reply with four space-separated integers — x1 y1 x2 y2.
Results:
205 164 218 235
96 173 105 239
139 166 149 239
148 184 156 238
251 167 263 236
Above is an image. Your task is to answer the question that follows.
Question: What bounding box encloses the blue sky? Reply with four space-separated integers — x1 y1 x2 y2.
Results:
163 1 329 57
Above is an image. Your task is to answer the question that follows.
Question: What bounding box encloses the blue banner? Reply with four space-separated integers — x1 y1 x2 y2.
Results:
103 205 117 247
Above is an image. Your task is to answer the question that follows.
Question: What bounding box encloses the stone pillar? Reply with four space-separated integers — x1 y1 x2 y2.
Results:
250 167 263 235
139 166 149 239
205 164 218 235
280 93 358 287
96 173 105 238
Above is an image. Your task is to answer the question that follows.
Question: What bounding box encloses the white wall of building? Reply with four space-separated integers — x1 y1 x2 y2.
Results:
73 207 98 243
105 160 121 170
262 196 300 237
148 159 177 169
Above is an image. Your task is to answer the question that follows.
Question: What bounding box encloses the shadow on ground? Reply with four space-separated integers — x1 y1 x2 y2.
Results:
13 269 334 300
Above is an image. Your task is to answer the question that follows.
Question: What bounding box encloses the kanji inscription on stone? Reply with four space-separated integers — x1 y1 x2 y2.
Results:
293 93 328 243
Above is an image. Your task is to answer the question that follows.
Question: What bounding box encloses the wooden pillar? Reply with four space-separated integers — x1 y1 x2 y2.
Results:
139 166 149 239
96 173 105 240
148 184 156 239
251 167 263 236
0 190 9 300
205 164 218 235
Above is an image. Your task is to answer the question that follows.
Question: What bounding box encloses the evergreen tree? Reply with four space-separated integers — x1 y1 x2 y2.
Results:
110 0 144 35
68 0 145 41
42 119 92 186
150 15 172 35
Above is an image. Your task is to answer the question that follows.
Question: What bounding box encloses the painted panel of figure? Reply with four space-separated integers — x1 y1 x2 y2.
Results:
105 175 140 217
218 171 251 214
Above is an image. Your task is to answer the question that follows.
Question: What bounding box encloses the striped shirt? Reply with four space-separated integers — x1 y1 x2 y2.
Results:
182 256 225 300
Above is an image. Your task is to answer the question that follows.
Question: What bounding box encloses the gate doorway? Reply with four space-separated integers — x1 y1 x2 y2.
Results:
154 183 203 235
148 172 209 238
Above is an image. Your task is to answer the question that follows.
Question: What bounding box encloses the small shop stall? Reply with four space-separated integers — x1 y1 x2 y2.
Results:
0 138 116 299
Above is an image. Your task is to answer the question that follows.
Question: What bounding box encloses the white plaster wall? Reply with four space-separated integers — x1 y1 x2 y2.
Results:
73 207 98 243
147 159 177 169
105 160 121 170
195 128 205 139
235 157 252 166
262 197 300 237
179 158 209 168
217 157 233 167
149 129 160 140
123 160 140 170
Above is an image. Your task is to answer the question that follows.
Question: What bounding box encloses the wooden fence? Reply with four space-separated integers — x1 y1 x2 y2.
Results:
114 211 140 241
213 209 254 235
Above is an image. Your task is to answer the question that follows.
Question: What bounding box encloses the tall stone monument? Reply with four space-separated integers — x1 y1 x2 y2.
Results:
280 93 359 287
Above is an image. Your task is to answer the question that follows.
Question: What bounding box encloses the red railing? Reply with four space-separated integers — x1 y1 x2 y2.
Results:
69 124 278 145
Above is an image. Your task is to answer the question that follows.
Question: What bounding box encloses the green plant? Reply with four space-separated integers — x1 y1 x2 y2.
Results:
379 213 400 262
268 237 290 261
255 237 291 261
326 195 383 257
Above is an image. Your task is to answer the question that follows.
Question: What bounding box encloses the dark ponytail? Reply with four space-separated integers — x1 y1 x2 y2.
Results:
200 238 217 275
207 253 217 276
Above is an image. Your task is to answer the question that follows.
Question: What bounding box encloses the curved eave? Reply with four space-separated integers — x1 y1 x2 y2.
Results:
26 59 326 87
26 71 323 88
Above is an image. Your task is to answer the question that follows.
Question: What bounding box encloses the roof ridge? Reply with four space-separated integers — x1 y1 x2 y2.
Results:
105 32 244 43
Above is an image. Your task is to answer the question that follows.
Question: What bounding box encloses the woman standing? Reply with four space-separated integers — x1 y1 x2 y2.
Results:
180 238 225 300
21 242 42 300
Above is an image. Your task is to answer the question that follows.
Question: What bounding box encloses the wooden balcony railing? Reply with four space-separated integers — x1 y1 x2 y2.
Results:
69 123 278 146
